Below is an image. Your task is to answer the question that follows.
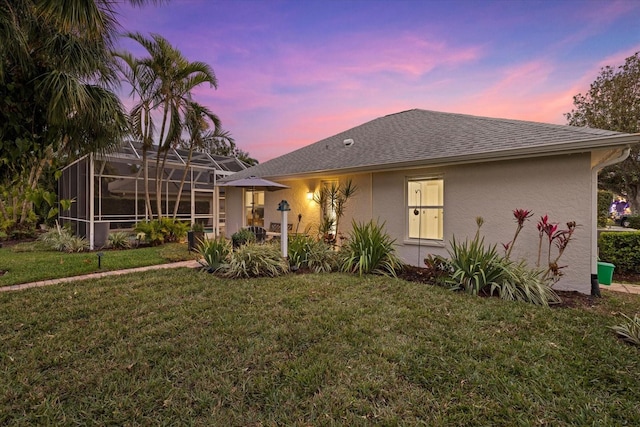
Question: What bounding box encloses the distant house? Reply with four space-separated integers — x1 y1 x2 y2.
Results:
222 109 639 294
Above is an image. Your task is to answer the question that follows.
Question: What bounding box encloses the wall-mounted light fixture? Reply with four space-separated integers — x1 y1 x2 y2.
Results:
307 191 314 200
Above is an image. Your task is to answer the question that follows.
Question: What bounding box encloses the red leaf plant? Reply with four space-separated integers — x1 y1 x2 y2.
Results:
504 209 533 260
504 210 578 286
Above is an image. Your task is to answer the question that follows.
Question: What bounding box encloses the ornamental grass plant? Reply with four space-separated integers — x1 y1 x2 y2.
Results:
223 242 289 278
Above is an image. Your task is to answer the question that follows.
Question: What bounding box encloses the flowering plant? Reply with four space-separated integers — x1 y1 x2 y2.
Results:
503 209 577 286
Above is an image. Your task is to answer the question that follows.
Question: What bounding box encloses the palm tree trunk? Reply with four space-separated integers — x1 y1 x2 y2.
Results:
142 148 153 219
172 145 194 218
155 100 171 220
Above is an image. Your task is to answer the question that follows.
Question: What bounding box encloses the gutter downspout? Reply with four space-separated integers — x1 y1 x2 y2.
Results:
591 147 630 296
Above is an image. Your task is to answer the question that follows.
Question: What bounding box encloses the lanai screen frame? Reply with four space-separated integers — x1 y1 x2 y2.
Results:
59 141 247 249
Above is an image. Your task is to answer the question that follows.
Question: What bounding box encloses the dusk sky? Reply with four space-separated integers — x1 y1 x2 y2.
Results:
115 0 640 162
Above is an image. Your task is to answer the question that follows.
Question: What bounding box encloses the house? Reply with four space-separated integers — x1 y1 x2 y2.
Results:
222 109 640 294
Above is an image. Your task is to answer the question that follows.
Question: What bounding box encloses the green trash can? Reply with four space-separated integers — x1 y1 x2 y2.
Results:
597 261 615 286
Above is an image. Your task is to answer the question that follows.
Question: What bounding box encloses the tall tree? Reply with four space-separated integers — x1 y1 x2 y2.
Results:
172 100 223 218
199 131 258 166
565 52 640 211
113 50 157 218
121 32 217 219
0 0 158 229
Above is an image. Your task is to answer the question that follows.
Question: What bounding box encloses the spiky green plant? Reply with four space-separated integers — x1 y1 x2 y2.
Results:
197 236 231 273
223 242 289 278
447 234 504 296
38 223 88 253
288 234 337 273
288 233 312 269
490 260 560 306
107 231 131 249
339 220 403 277
610 313 640 346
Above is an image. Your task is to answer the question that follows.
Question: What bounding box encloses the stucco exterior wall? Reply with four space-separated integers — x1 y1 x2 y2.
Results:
372 153 593 293
224 174 373 239
224 153 593 294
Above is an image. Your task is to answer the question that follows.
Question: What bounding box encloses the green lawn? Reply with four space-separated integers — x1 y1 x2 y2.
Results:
0 242 195 287
1 270 639 425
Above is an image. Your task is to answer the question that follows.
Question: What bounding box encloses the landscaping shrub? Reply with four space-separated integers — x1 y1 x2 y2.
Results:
231 228 256 248
134 218 188 245
598 190 614 228
288 234 336 273
422 254 453 287
161 218 189 242
447 233 504 295
598 231 640 273
491 260 561 306
38 223 88 252
197 236 231 272
223 242 289 278
446 217 559 306
107 231 131 249
339 219 403 276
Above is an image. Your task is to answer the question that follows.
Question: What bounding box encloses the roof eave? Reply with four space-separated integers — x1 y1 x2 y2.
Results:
261 134 640 181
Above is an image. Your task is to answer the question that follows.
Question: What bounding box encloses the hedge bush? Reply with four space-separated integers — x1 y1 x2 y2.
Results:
598 231 640 273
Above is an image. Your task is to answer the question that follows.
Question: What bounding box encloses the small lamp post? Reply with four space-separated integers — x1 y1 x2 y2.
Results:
97 252 104 269
277 200 291 258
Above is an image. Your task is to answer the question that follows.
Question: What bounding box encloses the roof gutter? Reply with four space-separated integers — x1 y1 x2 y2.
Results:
589 146 631 297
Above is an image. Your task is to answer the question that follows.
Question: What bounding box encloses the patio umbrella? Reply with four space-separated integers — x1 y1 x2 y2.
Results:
219 176 289 226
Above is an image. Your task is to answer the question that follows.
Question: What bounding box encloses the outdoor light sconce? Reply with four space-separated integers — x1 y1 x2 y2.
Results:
307 191 314 200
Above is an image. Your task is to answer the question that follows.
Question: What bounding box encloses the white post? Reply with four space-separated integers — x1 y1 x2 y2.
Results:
88 153 95 250
281 209 288 258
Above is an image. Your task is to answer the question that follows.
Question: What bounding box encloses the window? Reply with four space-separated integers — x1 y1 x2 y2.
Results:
408 178 443 240
244 190 264 227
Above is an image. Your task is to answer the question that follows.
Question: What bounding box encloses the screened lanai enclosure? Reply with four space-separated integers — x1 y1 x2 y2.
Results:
59 142 248 249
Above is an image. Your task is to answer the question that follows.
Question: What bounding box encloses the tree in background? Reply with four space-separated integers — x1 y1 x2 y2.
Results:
565 52 640 211
198 131 258 166
0 0 157 233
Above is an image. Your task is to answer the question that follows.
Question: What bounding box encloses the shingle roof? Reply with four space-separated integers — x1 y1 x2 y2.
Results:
225 109 636 180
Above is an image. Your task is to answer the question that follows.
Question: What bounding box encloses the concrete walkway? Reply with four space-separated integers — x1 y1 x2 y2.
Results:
601 282 640 295
0 260 201 292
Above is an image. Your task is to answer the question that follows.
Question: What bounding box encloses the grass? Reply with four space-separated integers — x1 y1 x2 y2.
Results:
1 270 640 425
0 243 194 287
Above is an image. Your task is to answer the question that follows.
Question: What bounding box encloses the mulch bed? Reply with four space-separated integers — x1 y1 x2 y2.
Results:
397 265 604 309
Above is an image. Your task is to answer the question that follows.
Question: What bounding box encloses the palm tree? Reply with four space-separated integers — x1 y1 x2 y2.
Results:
123 32 218 219
113 50 157 218
171 101 228 218
0 0 157 226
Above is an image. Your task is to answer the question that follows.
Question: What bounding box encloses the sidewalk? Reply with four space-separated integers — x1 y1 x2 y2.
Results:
601 282 640 295
0 260 201 292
